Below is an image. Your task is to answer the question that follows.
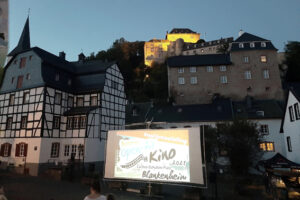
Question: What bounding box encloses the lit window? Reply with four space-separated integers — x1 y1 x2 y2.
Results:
239 43 244 48
77 97 84 107
289 106 295 122
220 76 228 84
53 116 60 129
91 96 97 106
19 57 26 68
50 143 60 158
244 56 249 63
294 103 300 120
206 66 213 72
23 92 30 104
250 42 255 48
263 70 270 79
261 55 267 63
190 77 197 84
54 93 62 104
260 125 269 135
190 67 196 73
178 77 185 85
55 73 60 81
220 66 227 71
64 145 70 157
287 137 292 152
244 71 252 79
6 117 13 129
259 142 274 152
68 96 74 107
26 73 31 80
178 68 184 73
261 42 266 47
21 116 27 129
9 94 15 106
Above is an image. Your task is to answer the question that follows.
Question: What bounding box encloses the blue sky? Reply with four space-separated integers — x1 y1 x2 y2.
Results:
9 0 300 61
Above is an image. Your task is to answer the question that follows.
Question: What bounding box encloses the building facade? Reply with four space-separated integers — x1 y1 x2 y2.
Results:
167 32 283 105
0 0 8 67
0 18 126 176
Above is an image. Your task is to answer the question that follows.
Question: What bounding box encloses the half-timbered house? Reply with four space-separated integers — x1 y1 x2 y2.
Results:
0 18 126 176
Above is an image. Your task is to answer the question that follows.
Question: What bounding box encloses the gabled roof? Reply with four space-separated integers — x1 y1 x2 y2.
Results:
234 32 268 42
167 54 231 67
169 28 196 34
8 17 30 56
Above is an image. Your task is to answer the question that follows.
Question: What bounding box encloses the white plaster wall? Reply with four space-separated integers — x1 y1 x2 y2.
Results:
84 138 106 162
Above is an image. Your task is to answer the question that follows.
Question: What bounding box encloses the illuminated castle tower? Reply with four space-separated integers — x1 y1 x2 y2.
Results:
0 0 8 67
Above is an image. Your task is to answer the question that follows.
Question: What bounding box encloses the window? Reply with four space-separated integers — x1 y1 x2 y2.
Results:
178 68 184 73
64 145 70 157
250 42 255 48
9 94 15 106
50 143 60 158
289 106 295 121
78 144 84 157
220 76 228 84
190 67 196 73
11 77 14 84
178 77 185 85
260 55 267 63
220 66 227 71
77 97 84 107
90 96 97 106
68 96 74 107
54 93 62 104
239 43 244 48
261 42 266 47
71 144 77 157
206 66 213 72
80 116 86 129
73 117 79 129
294 103 300 120
15 143 28 157
6 117 13 130
287 136 292 152
29 55 33 60
259 142 274 152
16 76 23 89
55 73 60 81
112 81 118 90
23 92 30 104
244 71 252 79
263 70 270 79
26 73 31 80
244 56 249 63
0 143 12 157
21 116 27 129
67 117 73 129
190 77 197 84
53 116 60 129
19 57 26 68
259 125 269 135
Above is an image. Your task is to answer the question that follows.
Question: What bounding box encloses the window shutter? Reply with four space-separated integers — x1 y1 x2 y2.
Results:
24 143 28 157
8 144 12 157
15 143 20 157
0 144 4 156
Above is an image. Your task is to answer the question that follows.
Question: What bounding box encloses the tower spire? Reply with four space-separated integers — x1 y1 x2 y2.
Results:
8 17 31 56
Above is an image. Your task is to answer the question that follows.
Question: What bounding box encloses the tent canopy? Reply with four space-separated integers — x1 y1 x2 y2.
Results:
259 153 300 169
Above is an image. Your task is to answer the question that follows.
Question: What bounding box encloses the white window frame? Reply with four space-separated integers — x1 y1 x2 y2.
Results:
250 42 255 48
64 145 70 157
260 124 269 135
178 77 185 85
50 143 60 158
220 65 227 72
178 68 184 73
263 69 270 79
261 42 266 47
244 56 249 63
239 43 244 48
190 67 196 73
19 143 25 157
244 71 252 79
190 77 197 84
220 76 228 84
206 66 213 72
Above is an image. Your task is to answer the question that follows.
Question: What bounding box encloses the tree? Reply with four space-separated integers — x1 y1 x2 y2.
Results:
284 41 300 82
207 120 263 175
217 43 230 54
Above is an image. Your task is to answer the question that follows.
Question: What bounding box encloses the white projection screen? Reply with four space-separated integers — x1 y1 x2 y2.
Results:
104 127 207 187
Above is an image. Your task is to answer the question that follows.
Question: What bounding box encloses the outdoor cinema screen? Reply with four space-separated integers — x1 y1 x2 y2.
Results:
104 128 206 187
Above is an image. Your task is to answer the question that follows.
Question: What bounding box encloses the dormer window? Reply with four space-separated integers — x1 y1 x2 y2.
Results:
55 73 60 81
250 43 255 48
20 57 26 68
239 43 244 48
261 42 266 47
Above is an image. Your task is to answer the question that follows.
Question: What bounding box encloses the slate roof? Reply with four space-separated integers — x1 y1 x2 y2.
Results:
231 32 277 52
183 37 233 51
167 54 231 67
126 102 153 124
232 98 283 119
64 106 98 116
169 28 196 34
288 83 300 102
126 99 234 124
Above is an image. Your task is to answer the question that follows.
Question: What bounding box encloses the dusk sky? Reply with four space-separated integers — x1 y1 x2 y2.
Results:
9 0 300 61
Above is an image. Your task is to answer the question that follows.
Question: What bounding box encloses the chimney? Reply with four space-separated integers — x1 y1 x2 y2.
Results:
59 51 66 60
238 29 244 37
78 53 85 62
